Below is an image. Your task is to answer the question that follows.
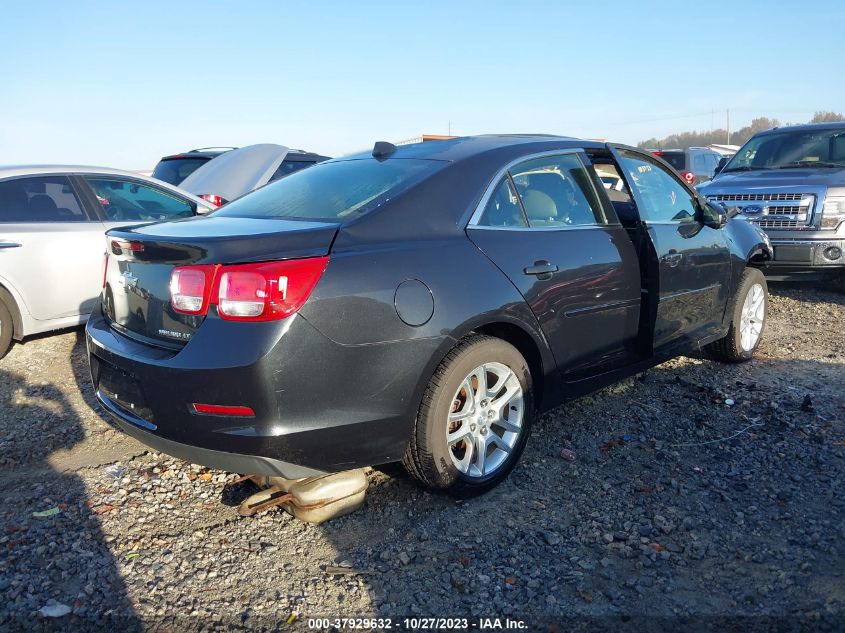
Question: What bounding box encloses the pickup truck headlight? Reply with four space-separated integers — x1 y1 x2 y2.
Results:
821 187 845 229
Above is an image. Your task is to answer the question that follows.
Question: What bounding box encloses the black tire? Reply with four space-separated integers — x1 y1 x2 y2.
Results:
0 297 13 359
403 335 534 496
707 267 768 363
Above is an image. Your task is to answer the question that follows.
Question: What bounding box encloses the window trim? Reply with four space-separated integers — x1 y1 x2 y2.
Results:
467 149 617 231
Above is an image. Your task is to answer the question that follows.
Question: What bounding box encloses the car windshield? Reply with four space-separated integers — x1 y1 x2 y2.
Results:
152 158 209 185
214 158 446 221
725 127 845 171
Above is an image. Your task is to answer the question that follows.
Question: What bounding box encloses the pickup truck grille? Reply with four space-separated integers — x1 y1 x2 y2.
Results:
708 192 816 230
714 192 804 202
751 218 802 229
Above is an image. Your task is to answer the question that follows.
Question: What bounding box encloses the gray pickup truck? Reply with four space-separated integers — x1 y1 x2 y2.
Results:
699 122 845 290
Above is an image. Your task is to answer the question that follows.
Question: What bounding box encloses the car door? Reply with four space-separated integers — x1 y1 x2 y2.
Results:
0 174 106 321
467 150 642 382
610 147 731 352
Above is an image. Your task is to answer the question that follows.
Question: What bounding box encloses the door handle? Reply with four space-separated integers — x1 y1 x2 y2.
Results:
523 260 559 279
661 251 682 267
0 241 22 249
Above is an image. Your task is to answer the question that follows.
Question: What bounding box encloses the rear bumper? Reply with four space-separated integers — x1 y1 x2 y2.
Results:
764 237 845 279
86 304 444 475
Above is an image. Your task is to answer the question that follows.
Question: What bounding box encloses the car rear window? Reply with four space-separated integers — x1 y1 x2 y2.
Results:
152 158 209 185
655 151 686 171
215 158 446 221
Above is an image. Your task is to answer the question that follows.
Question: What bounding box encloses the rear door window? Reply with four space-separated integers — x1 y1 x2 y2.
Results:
478 177 527 227
510 154 607 228
84 177 195 222
0 176 87 222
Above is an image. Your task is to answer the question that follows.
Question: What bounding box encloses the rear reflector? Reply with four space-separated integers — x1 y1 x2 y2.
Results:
168 257 328 321
192 403 255 417
680 170 696 185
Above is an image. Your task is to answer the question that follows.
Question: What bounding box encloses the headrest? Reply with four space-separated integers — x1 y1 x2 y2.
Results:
29 194 58 214
522 189 557 221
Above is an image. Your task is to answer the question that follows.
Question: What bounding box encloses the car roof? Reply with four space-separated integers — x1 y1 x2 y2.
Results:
159 148 234 161
338 134 601 163
0 164 162 179
0 164 207 204
755 121 845 136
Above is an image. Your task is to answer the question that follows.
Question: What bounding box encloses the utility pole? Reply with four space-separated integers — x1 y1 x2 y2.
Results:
726 109 730 144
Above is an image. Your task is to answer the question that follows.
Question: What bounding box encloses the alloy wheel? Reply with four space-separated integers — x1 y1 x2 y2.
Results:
446 362 524 478
739 282 765 351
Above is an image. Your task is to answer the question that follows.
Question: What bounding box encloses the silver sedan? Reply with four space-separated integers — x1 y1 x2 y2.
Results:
0 166 215 357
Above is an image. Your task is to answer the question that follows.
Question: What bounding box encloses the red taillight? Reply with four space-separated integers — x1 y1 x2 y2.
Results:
680 170 696 185
652 151 664 156
191 403 255 417
169 265 216 314
199 194 224 208
216 257 329 321
168 257 328 321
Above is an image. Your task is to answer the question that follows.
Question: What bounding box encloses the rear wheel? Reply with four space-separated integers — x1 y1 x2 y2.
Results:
0 297 13 359
707 267 767 363
403 335 533 495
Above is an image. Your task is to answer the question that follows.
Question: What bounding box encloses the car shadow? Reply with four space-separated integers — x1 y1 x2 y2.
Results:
0 358 141 630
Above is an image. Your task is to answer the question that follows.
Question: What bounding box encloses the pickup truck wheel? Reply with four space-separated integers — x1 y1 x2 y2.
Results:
707 267 767 363
402 335 533 496
0 297 13 359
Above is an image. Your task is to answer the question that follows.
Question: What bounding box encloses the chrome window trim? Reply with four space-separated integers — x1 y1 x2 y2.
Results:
467 149 620 230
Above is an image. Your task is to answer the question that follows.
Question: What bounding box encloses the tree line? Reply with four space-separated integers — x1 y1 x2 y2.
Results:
637 111 845 150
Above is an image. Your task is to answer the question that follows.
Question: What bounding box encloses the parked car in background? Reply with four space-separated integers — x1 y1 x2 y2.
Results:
87 135 771 497
0 166 215 357
178 144 329 208
651 147 723 186
699 122 845 290
152 147 237 186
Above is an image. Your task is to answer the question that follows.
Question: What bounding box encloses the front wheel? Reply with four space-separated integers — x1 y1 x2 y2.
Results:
707 267 768 363
402 335 533 496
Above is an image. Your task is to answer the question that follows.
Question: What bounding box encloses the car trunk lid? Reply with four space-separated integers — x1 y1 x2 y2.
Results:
102 215 338 347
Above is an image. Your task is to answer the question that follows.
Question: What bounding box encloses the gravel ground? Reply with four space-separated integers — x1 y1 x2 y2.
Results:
0 284 843 631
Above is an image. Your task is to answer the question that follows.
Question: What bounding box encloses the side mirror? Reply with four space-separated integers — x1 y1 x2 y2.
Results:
697 198 728 229
715 156 728 175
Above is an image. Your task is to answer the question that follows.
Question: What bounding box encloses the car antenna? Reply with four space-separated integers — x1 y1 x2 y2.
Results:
372 141 397 159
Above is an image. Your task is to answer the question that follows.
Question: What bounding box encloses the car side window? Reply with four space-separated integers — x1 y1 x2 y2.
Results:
0 176 87 223
617 151 697 223
84 177 194 222
478 177 527 227
693 153 708 174
510 154 605 228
